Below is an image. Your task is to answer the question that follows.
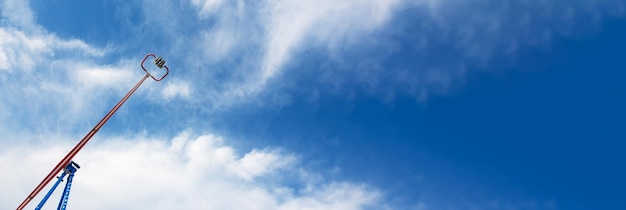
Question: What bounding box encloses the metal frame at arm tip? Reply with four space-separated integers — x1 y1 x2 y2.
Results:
141 53 169 81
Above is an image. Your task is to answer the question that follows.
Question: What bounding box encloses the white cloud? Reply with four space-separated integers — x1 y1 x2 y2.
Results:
0 28 51 72
0 55 143 132
0 131 384 210
72 65 134 88
0 27 105 73
161 80 192 100
228 148 294 181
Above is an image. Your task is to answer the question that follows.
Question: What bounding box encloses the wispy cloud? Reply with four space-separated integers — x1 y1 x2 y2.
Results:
174 0 625 106
180 0 407 108
0 0 134 134
0 0 38 31
258 0 402 83
282 0 626 101
191 0 226 18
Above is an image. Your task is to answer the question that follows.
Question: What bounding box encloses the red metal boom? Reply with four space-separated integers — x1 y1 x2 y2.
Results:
17 54 169 210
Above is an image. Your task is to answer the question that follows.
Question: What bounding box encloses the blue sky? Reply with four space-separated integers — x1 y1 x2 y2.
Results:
1 0 625 209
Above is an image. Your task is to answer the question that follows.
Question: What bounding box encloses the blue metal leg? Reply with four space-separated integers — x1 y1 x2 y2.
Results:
56 173 75 210
34 172 67 210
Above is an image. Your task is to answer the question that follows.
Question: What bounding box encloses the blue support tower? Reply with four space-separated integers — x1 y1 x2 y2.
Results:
34 161 80 210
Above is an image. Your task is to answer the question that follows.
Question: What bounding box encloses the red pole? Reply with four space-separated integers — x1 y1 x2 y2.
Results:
17 54 169 210
17 73 150 210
